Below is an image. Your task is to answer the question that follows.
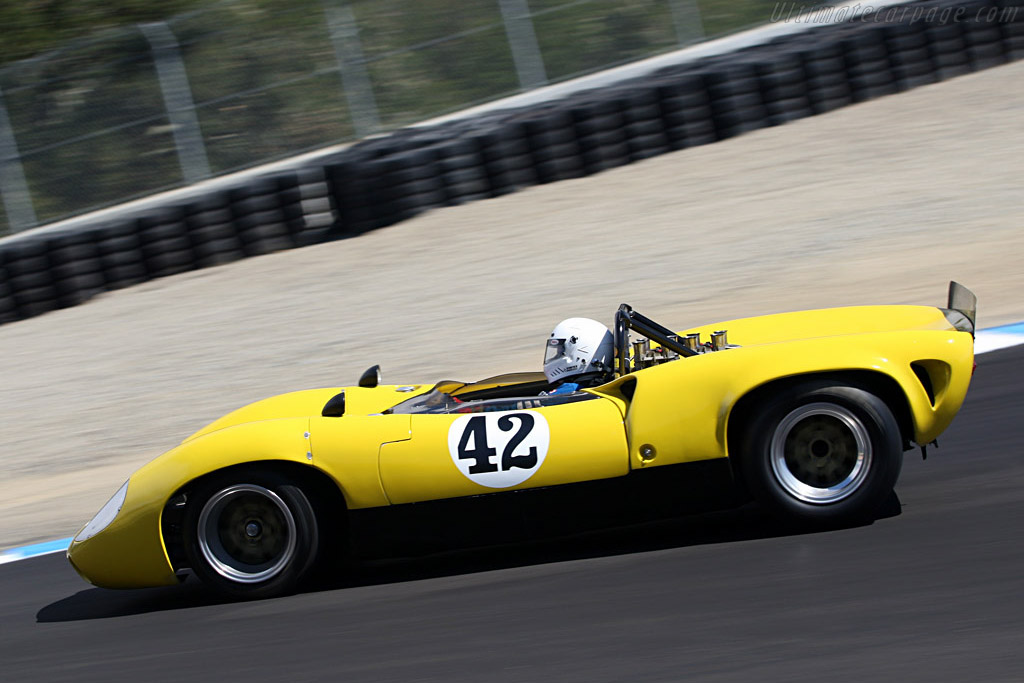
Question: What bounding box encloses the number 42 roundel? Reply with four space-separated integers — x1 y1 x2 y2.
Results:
447 411 550 488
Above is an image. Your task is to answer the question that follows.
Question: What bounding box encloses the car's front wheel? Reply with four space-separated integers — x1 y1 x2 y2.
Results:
183 471 320 599
740 382 903 524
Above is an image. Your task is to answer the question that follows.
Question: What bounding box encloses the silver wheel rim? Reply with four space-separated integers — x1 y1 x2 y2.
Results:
197 484 297 584
769 402 872 504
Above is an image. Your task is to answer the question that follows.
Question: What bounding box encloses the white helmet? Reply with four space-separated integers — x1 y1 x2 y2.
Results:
543 317 614 384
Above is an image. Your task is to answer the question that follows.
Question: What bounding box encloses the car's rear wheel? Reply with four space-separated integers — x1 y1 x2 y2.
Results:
183 471 319 599
739 382 903 523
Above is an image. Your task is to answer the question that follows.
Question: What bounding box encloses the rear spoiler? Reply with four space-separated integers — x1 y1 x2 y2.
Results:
943 281 977 337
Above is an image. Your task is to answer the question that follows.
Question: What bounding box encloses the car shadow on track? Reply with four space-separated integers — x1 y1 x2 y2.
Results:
327 492 902 589
36 580 225 622
36 492 901 623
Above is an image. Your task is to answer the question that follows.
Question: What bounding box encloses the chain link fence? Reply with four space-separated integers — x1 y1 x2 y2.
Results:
0 0 783 236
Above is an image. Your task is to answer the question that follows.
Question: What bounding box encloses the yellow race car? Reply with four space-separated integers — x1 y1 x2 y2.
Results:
68 283 977 598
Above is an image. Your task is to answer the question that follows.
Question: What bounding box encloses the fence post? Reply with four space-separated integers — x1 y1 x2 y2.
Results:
668 0 705 45
498 0 548 90
0 86 38 233
324 2 381 139
140 21 212 184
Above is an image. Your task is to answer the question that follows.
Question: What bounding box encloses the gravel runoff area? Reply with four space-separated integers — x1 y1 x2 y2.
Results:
2 60 1023 551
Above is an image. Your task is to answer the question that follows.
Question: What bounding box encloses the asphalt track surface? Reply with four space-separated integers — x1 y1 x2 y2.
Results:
2 347 1022 682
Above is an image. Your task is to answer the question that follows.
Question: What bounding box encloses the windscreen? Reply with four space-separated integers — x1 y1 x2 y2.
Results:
385 382 463 415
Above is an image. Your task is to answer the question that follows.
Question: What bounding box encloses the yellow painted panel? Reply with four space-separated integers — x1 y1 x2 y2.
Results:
308 413 411 509
680 305 955 346
624 327 973 469
379 397 628 504
69 417 314 588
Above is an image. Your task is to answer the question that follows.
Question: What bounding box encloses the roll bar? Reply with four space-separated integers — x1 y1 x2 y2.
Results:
614 303 697 376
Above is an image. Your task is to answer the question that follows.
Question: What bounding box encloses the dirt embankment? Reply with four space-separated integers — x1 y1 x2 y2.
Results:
1 60 1022 550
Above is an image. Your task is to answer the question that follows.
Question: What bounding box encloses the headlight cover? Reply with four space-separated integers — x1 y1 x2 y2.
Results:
75 480 129 542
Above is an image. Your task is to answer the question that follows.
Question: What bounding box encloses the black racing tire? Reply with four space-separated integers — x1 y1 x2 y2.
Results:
183 471 320 599
739 382 903 524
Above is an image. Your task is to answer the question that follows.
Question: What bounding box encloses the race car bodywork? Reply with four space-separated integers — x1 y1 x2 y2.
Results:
68 283 977 598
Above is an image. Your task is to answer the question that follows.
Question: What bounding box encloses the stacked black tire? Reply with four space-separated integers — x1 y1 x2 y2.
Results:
0 167 335 322
318 0 1023 243
1 0 1022 327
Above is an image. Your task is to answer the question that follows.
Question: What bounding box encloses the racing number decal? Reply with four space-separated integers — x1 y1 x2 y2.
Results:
498 413 538 471
447 411 550 488
455 416 497 474
455 414 538 473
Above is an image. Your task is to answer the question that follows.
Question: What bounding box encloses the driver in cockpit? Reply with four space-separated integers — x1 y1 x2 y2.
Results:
542 318 615 395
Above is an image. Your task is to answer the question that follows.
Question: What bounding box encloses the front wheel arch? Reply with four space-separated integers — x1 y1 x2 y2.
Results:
161 460 348 584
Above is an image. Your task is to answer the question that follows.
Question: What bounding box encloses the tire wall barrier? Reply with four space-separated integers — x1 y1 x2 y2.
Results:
1 0 1021 326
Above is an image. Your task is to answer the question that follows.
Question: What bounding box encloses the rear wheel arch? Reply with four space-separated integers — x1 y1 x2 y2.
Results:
724 371 914 491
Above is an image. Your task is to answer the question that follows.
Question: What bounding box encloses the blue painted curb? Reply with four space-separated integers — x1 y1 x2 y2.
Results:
1 320 1023 566
0 537 74 564
983 322 1024 335
975 322 1024 355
